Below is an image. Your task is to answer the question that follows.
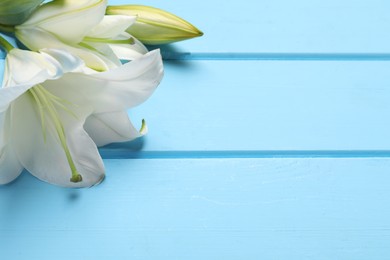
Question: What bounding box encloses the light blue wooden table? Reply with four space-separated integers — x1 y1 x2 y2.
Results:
1 0 390 259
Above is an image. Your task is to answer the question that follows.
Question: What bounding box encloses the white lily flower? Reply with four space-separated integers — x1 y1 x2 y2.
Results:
15 0 146 71
0 47 163 187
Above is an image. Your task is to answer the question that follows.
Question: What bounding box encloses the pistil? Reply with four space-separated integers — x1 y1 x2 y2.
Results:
29 85 82 183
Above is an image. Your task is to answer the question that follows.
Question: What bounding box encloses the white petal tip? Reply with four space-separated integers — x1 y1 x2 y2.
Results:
89 173 106 187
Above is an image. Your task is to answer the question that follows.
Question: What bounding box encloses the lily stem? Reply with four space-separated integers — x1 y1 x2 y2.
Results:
83 36 135 45
0 24 15 34
0 34 14 53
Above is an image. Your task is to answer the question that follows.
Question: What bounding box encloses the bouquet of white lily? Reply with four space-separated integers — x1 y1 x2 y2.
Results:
0 0 202 187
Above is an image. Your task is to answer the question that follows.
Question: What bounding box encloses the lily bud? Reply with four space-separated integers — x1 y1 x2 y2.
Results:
0 0 43 25
106 5 203 45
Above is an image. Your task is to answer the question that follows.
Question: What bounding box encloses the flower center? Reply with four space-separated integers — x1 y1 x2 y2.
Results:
29 84 82 183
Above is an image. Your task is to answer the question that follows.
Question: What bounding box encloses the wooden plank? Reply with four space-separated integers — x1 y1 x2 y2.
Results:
1 158 389 259
2 56 390 153
109 0 390 55
101 59 390 155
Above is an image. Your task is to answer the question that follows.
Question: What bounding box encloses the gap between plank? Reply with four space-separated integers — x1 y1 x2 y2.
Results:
99 150 390 159
4 51 390 61
161 52 390 61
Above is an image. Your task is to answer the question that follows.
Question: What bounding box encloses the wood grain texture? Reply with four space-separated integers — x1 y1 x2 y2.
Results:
1 159 390 259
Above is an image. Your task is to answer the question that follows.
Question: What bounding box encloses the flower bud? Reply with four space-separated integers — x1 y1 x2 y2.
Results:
0 0 43 25
106 5 203 45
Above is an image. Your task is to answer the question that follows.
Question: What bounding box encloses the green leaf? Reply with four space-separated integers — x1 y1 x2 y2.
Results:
0 0 43 25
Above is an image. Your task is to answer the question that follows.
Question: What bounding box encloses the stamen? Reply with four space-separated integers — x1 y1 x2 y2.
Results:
29 88 47 141
29 85 82 183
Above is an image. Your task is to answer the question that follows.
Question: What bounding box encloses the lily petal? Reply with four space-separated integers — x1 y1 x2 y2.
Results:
84 111 143 146
85 32 148 61
18 0 107 43
3 48 84 87
0 84 35 112
44 49 163 113
16 27 119 71
0 145 23 184
109 34 148 60
0 111 23 184
86 15 147 60
11 89 105 187
80 42 122 69
87 15 136 39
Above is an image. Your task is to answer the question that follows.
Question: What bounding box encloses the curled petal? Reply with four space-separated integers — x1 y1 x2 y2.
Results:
89 49 163 111
44 49 164 113
0 48 84 116
3 48 83 87
84 111 144 146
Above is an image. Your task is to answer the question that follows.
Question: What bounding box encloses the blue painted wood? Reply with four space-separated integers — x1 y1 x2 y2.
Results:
1 159 390 259
109 0 390 55
101 60 390 154
1 0 390 259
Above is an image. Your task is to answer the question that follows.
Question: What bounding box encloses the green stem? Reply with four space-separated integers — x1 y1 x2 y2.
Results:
83 36 135 45
0 34 14 53
0 24 15 34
